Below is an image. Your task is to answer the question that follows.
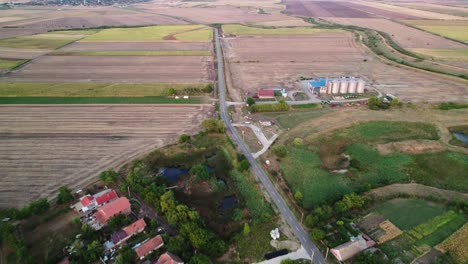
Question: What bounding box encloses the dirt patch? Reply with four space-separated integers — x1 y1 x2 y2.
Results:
283 0 376 18
376 139 446 155
358 212 386 232
367 183 468 201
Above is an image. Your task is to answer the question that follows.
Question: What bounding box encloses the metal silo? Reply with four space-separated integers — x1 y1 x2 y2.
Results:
332 80 340 94
339 80 348 94
357 79 365 93
326 80 333 94
348 79 357 93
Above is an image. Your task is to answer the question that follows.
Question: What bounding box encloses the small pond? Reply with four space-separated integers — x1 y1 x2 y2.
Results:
221 195 238 210
453 132 468 143
162 167 189 182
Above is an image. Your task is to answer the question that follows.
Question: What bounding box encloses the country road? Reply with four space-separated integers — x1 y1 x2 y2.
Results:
214 28 326 264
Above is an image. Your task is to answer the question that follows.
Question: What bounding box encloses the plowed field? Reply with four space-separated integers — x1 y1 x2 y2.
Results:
0 104 212 208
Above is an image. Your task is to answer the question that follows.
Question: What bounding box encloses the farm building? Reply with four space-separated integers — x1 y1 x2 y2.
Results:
95 197 131 225
309 77 366 95
157 252 184 264
330 235 375 261
259 119 273 126
134 235 165 260
257 89 275 99
73 188 118 213
106 219 147 249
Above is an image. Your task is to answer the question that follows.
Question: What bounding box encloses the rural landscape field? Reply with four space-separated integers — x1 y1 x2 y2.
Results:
0 0 467 263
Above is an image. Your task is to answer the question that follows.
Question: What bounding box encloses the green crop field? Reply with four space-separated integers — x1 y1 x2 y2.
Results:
262 108 331 129
372 199 446 230
80 25 212 42
410 48 468 61
418 26 468 42
223 24 342 36
415 214 466 247
0 96 208 104
0 59 26 70
0 83 209 97
50 50 211 56
47 30 100 35
0 36 80 49
280 147 354 209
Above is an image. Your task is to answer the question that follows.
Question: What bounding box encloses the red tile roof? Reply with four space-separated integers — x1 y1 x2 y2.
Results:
95 190 118 205
157 252 184 264
81 195 94 206
135 235 164 259
122 218 146 237
95 197 131 224
257 89 275 97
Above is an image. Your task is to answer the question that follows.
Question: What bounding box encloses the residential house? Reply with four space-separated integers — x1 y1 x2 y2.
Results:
259 118 272 126
134 235 164 260
257 89 275 99
330 235 375 262
106 219 147 249
156 252 184 264
95 197 131 225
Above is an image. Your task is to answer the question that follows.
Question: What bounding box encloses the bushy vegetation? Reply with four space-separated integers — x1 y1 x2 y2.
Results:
438 102 468 110
250 101 289 113
202 119 226 133
56 186 74 204
99 169 119 183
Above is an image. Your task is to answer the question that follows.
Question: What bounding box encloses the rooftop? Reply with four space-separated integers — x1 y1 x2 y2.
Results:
156 252 184 264
95 190 118 205
309 78 327 88
80 195 94 206
257 89 275 97
330 235 375 261
122 219 146 237
95 197 131 224
135 235 164 259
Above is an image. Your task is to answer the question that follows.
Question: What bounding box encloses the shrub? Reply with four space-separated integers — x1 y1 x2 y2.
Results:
250 102 289 113
99 169 119 184
239 159 250 171
246 97 255 106
368 96 380 110
56 186 74 204
292 138 303 147
190 164 210 181
202 119 225 133
294 191 303 202
310 228 325 241
179 134 190 143
243 223 250 236
272 144 287 157
202 84 213 93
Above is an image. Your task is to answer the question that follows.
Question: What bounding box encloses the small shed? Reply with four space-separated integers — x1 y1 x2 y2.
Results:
257 89 275 99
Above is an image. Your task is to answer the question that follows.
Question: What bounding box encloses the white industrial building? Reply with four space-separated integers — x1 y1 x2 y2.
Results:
309 77 366 95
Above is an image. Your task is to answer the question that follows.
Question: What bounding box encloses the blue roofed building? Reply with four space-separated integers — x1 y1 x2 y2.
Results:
308 78 327 88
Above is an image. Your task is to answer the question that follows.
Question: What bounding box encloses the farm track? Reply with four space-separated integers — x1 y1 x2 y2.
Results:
0 105 212 208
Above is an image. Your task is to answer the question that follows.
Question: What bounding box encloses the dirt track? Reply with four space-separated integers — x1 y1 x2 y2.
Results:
0 104 212 208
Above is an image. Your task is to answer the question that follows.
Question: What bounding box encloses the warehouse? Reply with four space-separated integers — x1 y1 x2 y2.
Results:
309 77 366 95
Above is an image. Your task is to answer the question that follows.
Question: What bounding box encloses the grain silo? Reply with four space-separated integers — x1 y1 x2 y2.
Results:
357 79 366 93
348 79 357 93
331 80 340 94
326 80 333 94
339 80 348 94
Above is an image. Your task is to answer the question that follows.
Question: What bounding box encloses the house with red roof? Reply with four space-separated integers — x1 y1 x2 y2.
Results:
106 219 146 249
156 252 184 264
134 235 164 260
95 190 118 206
257 89 275 99
81 195 94 207
95 197 131 225
330 235 375 262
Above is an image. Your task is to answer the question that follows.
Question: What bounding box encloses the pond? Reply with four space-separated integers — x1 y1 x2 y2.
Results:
162 167 189 182
221 195 238 210
453 132 468 143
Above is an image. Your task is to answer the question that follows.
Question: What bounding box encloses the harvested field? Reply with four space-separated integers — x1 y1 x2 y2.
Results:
252 19 313 27
222 29 468 102
396 3 468 18
50 50 211 56
376 140 446 155
367 183 468 201
139 5 294 24
0 59 26 70
60 41 211 51
0 104 212 208
4 55 214 83
435 223 468 263
223 24 341 35
401 20 468 42
0 47 51 60
410 48 468 62
282 0 376 18
323 18 466 49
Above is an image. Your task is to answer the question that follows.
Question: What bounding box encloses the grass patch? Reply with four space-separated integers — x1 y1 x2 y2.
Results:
410 48 468 61
250 102 289 113
262 108 331 129
0 83 209 97
438 102 468 110
50 50 211 56
0 36 78 49
371 199 446 230
0 96 209 104
47 29 100 35
405 151 468 192
415 213 466 247
234 218 277 261
280 147 354 209
0 59 26 70
80 25 212 42
223 24 342 35
407 210 458 239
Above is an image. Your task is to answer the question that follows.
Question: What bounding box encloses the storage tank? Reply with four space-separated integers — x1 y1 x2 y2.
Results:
357 79 366 93
348 79 357 93
331 80 340 94
339 80 348 94
326 80 333 94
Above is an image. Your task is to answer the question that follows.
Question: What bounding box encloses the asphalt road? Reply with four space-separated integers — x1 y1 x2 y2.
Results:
214 28 326 264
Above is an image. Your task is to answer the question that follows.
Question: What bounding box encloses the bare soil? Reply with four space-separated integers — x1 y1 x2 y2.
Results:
59 42 212 51
0 104 213 208
4 55 214 83
282 0 376 18
376 139 446 155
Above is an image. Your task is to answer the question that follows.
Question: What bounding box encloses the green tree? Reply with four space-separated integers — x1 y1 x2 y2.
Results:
160 191 177 214
272 144 287 157
314 205 333 221
243 223 250 236
335 200 348 213
28 198 50 215
71 217 81 226
305 214 319 228
203 84 214 93
310 228 325 241
167 235 192 257
246 97 255 106
81 224 98 241
342 193 366 210
115 246 136 264
239 159 250 171
56 186 74 204
190 164 210 181
86 240 103 262
99 169 119 184
390 97 401 107
189 254 210 264
294 191 303 202
202 119 225 133
107 214 132 230
167 88 177 96
179 134 190 143
368 96 380 110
